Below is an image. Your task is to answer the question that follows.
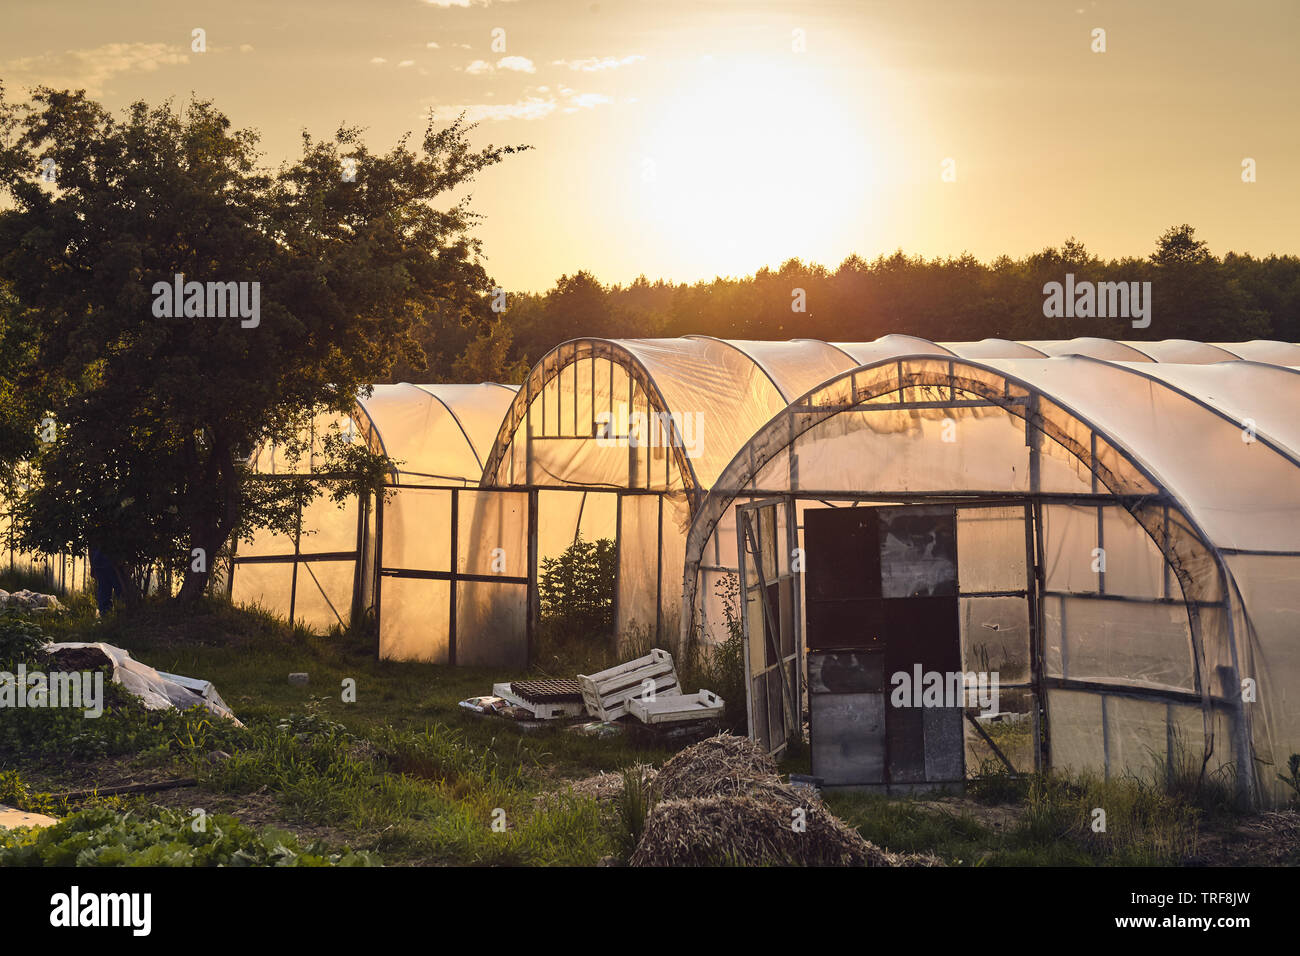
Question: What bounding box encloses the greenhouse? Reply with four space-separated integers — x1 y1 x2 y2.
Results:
481 334 1300 662
222 337 1300 805
679 349 1300 805
230 383 520 664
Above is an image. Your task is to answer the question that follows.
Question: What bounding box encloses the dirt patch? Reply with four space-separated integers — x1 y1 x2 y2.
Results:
1190 810 1300 866
23 757 184 795
914 795 1025 834
46 646 115 673
141 786 361 849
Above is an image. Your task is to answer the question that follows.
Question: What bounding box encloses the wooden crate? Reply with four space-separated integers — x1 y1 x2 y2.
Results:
577 648 681 721
627 689 723 725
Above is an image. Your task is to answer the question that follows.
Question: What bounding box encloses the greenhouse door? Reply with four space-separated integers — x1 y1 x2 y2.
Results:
800 502 1038 788
736 500 800 758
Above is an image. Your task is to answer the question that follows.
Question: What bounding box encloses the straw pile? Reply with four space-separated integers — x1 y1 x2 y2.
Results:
649 733 785 803
631 794 918 866
630 733 939 867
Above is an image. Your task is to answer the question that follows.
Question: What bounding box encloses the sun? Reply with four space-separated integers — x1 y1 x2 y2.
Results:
634 55 884 278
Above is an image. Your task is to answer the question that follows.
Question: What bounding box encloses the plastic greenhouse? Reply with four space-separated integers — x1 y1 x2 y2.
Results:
679 347 1300 804
225 337 1299 806
231 383 520 663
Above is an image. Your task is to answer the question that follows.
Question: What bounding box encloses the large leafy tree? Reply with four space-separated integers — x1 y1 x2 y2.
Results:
0 85 525 602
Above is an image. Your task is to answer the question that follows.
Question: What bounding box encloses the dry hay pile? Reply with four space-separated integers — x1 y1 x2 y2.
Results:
631 733 939 867
649 733 784 803
630 794 917 867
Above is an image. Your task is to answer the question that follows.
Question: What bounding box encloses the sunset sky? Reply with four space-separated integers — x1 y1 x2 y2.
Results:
3 0 1297 291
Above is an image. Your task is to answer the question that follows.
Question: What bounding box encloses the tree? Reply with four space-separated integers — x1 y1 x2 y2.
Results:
1147 224 1266 339
451 317 530 383
0 86 526 602
1151 224 1211 267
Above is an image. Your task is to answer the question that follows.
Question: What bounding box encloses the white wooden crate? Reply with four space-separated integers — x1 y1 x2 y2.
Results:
577 648 681 721
627 689 723 725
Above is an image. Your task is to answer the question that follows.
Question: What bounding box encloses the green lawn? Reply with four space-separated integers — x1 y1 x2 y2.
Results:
3 584 1288 867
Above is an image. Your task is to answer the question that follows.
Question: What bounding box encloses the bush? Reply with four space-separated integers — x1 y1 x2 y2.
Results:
0 614 49 671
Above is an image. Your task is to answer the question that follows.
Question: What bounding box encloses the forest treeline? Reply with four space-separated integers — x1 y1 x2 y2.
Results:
408 225 1300 385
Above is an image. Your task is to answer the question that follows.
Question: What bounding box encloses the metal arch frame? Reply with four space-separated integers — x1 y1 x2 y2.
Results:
1074 354 1300 473
476 337 705 500
679 353 1264 804
408 384 490 474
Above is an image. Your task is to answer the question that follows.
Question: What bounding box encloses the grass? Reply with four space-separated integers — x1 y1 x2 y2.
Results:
1 587 1283 867
4 594 670 864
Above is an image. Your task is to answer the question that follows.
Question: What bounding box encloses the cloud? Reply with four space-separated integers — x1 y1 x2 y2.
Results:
459 56 536 75
370 56 387 64
552 54 645 72
398 60 415 68
496 56 535 73
429 86 614 123
426 42 441 49
565 92 613 110
437 96 556 122
0 42 189 96
421 0 518 6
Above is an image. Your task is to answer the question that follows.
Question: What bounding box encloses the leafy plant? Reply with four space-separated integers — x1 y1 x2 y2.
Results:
538 536 616 638
0 805 376 866
0 614 48 671
616 765 656 859
1279 754 1300 807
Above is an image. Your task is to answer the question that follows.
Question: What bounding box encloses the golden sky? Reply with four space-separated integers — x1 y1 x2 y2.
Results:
3 0 1297 291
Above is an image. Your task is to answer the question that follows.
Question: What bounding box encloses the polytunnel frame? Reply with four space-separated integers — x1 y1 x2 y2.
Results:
681 354 1258 804
372 480 535 666
475 338 717 650
229 402 380 631
478 337 704 498
229 384 541 661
